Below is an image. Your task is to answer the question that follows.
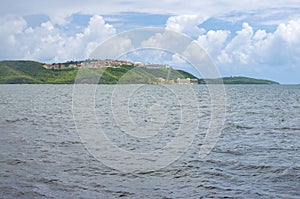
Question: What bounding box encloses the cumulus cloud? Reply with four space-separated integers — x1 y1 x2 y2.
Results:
66 15 116 60
220 22 254 64
166 15 207 36
0 18 27 58
141 30 191 53
0 15 116 62
196 30 231 59
90 35 133 59
258 19 300 66
195 19 300 71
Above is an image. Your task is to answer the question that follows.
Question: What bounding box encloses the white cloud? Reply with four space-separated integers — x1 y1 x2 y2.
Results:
166 15 207 36
141 30 191 53
196 30 230 59
220 22 254 64
0 15 116 62
90 35 133 59
258 19 300 66
195 19 300 72
139 28 217 77
0 18 28 58
253 29 267 41
69 15 116 59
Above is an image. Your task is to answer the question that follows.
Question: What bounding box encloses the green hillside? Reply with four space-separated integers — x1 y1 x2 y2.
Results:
199 76 279 84
0 60 279 84
0 60 196 84
0 61 79 84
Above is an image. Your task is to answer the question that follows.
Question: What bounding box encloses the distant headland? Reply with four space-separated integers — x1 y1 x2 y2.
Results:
0 60 279 85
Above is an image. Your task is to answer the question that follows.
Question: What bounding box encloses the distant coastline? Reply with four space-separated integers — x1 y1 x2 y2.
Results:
0 60 279 85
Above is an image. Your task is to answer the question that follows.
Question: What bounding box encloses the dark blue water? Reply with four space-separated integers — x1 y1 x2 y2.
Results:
0 84 299 198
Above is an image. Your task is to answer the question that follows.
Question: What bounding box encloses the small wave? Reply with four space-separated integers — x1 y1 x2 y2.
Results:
104 190 134 198
231 163 274 171
235 125 253 129
274 127 300 131
5 118 31 123
225 123 253 130
6 159 26 165
214 149 244 156
37 178 62 185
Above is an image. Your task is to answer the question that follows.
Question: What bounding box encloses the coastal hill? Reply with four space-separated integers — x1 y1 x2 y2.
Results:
198 76 279 84
0 60 279 84
0 60 196 84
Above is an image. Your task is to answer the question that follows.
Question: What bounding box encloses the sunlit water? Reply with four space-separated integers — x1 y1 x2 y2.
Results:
0 84 299 198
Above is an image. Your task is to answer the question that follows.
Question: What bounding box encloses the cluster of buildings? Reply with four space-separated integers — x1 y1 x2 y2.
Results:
42 59 133 70
43 63 67 70
42 59 167 70
81 59 135 68
155 77 198 84
42 59 197 84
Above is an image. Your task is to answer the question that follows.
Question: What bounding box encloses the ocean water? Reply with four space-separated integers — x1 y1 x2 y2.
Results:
0 84 299 198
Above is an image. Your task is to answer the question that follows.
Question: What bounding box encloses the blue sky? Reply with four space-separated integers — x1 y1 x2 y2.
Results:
0 0 300 83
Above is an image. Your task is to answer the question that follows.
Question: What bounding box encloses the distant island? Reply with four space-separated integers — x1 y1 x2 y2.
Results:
0 60 279 84
198 76 279 85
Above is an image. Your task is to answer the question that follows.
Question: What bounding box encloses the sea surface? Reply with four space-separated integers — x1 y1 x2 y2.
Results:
0 84 299 198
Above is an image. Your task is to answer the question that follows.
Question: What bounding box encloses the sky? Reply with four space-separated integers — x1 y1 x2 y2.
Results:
1 0 300 84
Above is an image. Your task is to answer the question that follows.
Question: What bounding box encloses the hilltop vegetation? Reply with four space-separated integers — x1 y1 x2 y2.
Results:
0 60 279 84
0 61 78 84
199 76 279 84
0 60 196 84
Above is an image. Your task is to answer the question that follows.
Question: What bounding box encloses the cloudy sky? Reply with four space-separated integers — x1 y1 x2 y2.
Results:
1 0 300 83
